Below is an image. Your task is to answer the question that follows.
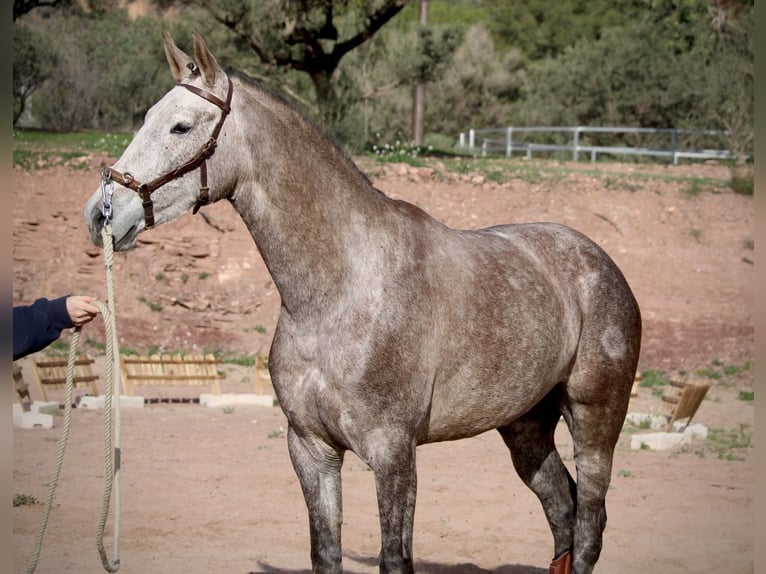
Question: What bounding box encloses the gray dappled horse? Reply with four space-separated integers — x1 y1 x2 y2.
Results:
83 33 641 574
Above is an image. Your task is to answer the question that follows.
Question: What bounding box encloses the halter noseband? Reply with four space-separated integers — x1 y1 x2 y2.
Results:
101 75 233 228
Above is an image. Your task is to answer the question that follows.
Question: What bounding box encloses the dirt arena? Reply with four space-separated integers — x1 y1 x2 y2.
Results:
12 157 754 573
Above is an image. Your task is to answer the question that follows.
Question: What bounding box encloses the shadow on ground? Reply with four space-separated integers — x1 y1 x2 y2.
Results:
249 553 547 574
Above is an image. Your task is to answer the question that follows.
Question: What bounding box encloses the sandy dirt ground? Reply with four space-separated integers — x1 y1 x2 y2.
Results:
12 157 754 573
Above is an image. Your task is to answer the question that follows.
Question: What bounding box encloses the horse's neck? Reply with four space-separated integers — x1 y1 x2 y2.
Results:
230 86 390 316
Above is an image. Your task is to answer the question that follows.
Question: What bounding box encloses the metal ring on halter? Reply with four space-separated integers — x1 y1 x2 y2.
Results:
100 170 114 226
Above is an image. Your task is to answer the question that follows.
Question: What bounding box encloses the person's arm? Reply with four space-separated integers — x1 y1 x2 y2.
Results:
13 296 75 360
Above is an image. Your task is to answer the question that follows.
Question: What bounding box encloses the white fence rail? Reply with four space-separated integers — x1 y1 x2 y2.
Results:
458 126 739 165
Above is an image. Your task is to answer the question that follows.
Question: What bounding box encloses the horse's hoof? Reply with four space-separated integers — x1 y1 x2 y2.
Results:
549 548 573 574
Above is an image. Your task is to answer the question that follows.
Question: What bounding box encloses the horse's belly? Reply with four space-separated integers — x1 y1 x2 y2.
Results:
422 368 561 443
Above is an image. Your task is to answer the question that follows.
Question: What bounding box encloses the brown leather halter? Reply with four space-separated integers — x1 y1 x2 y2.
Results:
101 75 233 228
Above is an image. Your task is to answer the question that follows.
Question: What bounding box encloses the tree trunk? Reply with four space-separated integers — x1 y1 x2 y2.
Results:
411 0 429 146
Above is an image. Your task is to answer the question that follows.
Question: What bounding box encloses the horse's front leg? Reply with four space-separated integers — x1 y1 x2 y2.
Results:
287 425 345 574
370 439 418 574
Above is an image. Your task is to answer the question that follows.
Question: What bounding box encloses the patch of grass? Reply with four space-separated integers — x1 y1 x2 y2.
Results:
364 140 430 167
685 178 705 196
13 129 131 170
486 170 506 184
639 369 669 388
693 359 751 388
198 272 210 280
604 176 639 192
202 348 223 359
705 424 752 460
84 337 106 354
729 176 753 195
687 228 703 243
737 390 754 401
44 339 71 356
224 355 256 367
13 494 40 507
696 367 722 380
728 165 754 196
137 295 162 312
723 364 744 376
222 406 236 414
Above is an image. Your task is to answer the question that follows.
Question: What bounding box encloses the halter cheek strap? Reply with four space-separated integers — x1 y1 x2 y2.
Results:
102 75 233 228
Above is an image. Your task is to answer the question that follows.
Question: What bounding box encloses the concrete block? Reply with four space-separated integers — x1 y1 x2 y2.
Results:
13 401 61 417
630 431 692 451
199 394 275 408
13 412 54 430
78 395 145 409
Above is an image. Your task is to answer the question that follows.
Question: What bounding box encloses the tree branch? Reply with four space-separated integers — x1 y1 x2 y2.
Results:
332 0 408 62
14 0 68 20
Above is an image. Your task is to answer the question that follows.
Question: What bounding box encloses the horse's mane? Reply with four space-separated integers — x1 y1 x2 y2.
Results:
226 67 375 190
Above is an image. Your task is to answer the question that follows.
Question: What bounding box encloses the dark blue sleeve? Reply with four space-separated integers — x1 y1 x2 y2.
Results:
13 296 74 361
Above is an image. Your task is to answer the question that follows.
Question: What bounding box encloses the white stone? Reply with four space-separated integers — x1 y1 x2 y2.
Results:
624 412 669 430
199 394 274 408
675 422 709 439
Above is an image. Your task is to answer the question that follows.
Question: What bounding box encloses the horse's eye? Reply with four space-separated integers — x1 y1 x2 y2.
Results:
170 122 192 135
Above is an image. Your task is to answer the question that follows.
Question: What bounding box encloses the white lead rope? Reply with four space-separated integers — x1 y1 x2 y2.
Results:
26 224 122 573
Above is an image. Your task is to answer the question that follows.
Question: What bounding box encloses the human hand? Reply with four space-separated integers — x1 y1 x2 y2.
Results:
66 295 101 326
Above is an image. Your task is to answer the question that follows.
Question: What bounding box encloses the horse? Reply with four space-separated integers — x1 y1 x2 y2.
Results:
83 32 641 574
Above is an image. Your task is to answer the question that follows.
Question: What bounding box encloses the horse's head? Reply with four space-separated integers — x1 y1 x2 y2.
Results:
83 32 236 250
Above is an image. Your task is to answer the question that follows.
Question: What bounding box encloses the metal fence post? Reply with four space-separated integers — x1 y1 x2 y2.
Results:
573 127 580 162
469 129 475 151
671 129 678 165
506 127 513 158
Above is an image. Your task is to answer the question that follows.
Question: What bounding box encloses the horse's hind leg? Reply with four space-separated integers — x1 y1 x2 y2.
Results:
498 385 577 568
287 425 345 574
564 368 633 574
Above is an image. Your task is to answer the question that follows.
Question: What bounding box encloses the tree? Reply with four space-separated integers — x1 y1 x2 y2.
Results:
14 0 117 20
477 0 646 61
514 0 753 158
175 0 410 132
425 24 521 141
14 0 67 20
21 10 171 131
13 23 56 125
684 1 753 163
337 14 461 146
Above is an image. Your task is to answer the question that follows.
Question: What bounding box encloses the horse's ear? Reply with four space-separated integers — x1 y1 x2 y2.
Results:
163 32 194 83
192 32 223 88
